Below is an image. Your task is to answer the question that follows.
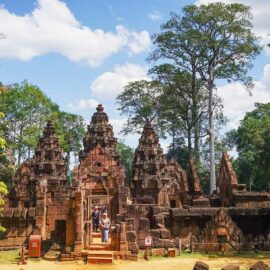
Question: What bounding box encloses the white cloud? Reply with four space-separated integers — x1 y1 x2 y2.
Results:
195 0 270 55
0 0 151 66
67 98 99 110
148 10 162 21
218 64 270 130
90 63 149 100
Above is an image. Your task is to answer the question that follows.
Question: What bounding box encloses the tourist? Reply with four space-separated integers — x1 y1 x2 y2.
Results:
92 206 100 232
99 212 111 243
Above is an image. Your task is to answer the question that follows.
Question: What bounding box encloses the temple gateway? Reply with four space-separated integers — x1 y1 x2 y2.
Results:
1 104 270 260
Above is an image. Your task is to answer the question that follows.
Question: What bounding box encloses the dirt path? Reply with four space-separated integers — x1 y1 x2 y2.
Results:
2 256 270 270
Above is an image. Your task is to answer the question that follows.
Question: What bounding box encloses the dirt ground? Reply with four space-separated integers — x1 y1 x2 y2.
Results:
1 255 270 270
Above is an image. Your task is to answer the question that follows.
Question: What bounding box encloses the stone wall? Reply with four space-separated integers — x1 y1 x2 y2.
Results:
0 208 35 250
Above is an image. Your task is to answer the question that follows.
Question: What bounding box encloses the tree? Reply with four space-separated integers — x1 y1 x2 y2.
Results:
0 81 59 164
227 103 270 191
116 80 166 136
150 64 226 163
52 111 85 168
0 87 8 233
117 141 134 186
0 81 85 167
149 3 262 194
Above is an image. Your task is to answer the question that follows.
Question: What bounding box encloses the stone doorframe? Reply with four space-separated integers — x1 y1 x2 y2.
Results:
84 194 111 248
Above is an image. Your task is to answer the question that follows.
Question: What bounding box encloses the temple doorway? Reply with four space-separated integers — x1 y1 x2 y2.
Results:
84 194 112 248
53 220 66 245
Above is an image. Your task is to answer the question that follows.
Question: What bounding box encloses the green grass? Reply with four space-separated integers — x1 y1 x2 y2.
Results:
0 250 20 264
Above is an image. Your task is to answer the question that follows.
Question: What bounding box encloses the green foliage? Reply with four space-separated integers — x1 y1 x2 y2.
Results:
52 111 86 167
0 81 59 163
116 80 165 136
228 103 270 191
117 141 134 186
0 81 85 169
149 2 262 193
0 90 8 232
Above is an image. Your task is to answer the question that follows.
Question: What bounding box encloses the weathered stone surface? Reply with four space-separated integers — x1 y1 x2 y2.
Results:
193 261 209 270
151 248 166 256
139 218 150 231
150 229 160 238
160 229 171 239
249 261 270 270
126 231 137 242
127 242 139 254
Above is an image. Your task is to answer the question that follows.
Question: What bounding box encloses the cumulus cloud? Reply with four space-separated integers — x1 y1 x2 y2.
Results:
90 63 149 100
195 0 270 55
218 64 270 130
148 10 162 21
0 0 151 66
67 98 99 110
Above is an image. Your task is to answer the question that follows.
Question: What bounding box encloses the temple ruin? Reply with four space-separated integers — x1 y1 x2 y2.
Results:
1 104 270 260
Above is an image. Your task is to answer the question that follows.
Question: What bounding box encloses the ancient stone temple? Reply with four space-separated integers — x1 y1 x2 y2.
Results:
1 121 69 248
130 121 169 205
2 104 270 259
69 104 128 251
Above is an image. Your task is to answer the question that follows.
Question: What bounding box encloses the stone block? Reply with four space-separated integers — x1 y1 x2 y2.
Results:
35 206 45 216
154 214 164 226
151 248 166 256
139 218 150 231
138 230 149 240
128 242 139 254
5 208 14 218
13 208 22 218
162 239 174 249
126 224 133 231
150 229 160 238
160 229 171 239
167 248 177 257
249 261 270 270
193 261 209 270
153 237 164 248
28 207 35 217
126 231 137 242
46 206 57 215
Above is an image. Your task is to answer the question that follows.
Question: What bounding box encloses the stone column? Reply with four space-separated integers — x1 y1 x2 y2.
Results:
74 191 84 251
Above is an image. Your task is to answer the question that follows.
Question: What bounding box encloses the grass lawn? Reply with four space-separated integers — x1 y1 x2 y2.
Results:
0 249 19 264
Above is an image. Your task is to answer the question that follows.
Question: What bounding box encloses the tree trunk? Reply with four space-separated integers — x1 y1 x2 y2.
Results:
187 127 192 159
191 66 200 164
208 78 216 195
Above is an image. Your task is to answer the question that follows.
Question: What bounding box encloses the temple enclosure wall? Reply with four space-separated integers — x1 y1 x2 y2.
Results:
1 105 270 256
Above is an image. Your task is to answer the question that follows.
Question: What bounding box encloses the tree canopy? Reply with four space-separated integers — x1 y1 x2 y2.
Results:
149 2 262 194
227 103 270 191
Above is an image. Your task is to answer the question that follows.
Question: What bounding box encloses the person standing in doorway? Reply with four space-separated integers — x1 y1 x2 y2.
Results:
99 212 111 243
92 206 100 232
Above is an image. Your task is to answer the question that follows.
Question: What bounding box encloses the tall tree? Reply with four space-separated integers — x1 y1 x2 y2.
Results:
227 103 270 191
150 64 225 163
149 3 262 194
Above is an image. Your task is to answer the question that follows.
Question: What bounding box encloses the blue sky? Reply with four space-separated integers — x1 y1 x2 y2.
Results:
0 0 270 151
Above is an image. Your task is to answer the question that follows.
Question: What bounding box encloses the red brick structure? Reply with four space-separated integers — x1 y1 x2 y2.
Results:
1 105 270 257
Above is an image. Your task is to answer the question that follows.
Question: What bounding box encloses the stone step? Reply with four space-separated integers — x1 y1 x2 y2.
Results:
87 251 113 258
92 232 101 238
87 256 113 264
87 245 112 251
